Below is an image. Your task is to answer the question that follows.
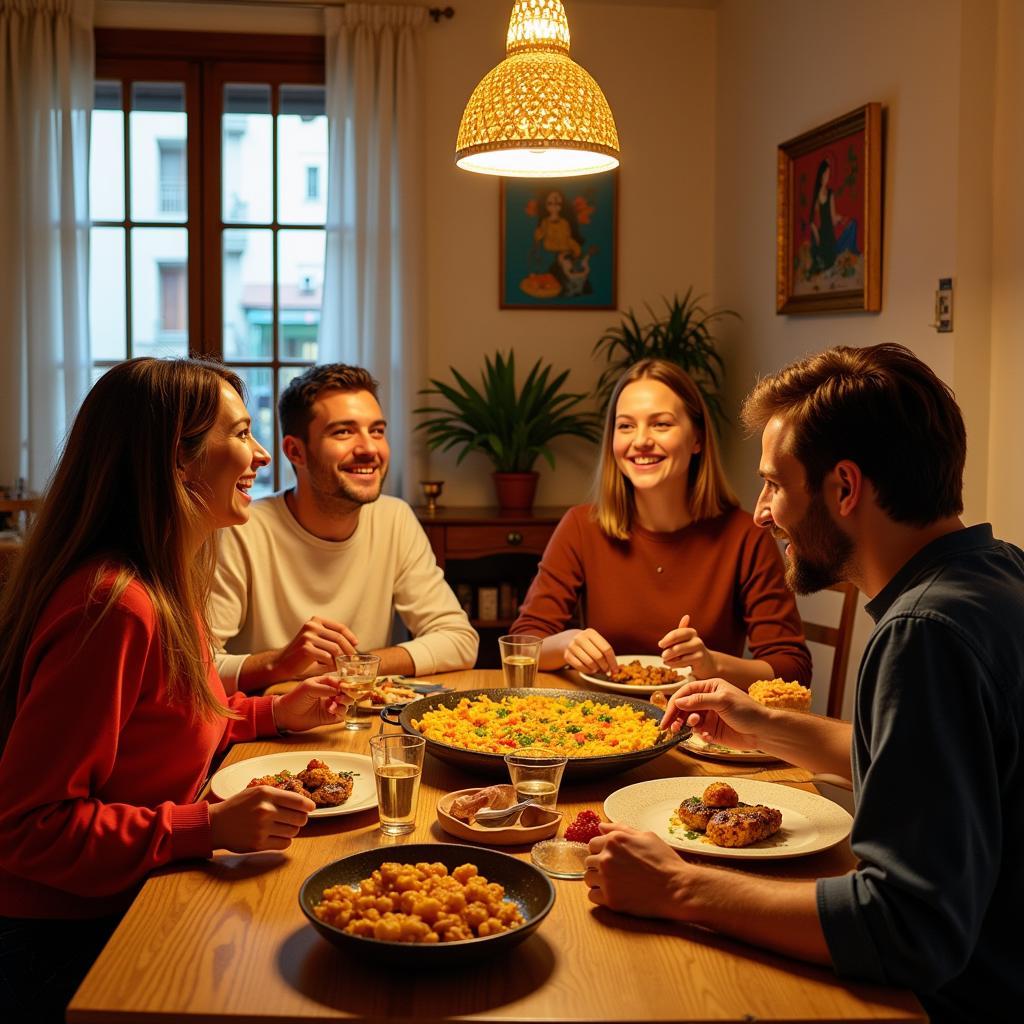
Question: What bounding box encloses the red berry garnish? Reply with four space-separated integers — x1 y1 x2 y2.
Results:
564 809 602 843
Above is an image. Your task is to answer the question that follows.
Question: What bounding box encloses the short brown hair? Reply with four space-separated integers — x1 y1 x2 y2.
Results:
741 343 965 525
279 364 380 441
595 359 737 540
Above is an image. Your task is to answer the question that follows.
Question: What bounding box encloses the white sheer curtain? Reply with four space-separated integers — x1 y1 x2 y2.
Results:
0 0 93 493
321 2 427 499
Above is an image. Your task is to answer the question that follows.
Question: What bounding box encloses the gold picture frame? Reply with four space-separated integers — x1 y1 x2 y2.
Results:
776 103 883 314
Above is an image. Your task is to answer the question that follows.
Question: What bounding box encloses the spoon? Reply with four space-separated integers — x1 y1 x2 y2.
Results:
474 799 543 826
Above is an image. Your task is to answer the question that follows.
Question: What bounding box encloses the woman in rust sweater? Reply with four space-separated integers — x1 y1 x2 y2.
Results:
512 359 810 688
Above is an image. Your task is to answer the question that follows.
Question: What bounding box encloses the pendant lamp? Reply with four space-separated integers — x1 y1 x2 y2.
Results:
455 0 620 178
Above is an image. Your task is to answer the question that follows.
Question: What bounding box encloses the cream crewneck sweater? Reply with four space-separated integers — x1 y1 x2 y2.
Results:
209 494 478 690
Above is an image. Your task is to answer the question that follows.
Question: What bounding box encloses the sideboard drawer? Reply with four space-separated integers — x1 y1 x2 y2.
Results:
445 524 554 558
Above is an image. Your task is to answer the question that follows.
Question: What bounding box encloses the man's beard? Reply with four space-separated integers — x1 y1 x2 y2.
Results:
307 456 387 510
782 490 854 594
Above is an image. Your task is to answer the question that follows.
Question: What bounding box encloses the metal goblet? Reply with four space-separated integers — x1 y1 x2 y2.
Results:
420 480 444 514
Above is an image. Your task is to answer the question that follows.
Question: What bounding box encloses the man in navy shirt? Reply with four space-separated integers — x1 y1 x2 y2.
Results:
585 343 1023 1023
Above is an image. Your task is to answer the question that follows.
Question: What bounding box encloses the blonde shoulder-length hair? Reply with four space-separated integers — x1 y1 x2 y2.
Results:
594 359 738 540
0 357 245 749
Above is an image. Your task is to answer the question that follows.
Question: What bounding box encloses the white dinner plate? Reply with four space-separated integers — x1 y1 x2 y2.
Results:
603 776 852 860
679 731 779 765
210 751 377 819
578 655 693 695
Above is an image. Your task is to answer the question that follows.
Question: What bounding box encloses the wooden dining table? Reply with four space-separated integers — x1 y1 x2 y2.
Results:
68 670 925 1023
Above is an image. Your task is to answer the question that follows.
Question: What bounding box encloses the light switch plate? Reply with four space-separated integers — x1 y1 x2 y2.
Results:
935 277 953 332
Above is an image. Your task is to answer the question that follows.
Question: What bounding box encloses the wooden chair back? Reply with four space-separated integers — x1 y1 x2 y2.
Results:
800 581 859 719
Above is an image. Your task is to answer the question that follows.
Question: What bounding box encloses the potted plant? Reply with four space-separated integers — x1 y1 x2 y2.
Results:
415 351 601 511
592 289 738 435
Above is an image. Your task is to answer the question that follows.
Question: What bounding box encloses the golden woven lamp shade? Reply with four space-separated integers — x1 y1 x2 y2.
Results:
456 0 620 178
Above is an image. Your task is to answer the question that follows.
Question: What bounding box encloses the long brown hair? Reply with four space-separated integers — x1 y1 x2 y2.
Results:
0 358 245 747
594 359 738 540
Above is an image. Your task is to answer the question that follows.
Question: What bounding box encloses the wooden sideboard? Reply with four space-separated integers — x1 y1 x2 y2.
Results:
414 505 567 666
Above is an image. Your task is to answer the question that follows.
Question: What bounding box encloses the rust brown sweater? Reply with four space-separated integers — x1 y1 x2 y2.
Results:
511 504 812 682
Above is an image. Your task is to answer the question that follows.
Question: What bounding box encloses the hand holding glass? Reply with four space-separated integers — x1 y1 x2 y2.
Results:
370 734 426 835
504 746 567 808
334 653 380 730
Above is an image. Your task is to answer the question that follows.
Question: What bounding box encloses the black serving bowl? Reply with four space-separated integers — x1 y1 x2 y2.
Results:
299 843 555 966
380 687 688 781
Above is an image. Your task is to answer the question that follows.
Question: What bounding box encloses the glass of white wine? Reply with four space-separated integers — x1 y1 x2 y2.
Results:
504 746 568 809
334 653 381 730
498 634 542 689
369 734 426 835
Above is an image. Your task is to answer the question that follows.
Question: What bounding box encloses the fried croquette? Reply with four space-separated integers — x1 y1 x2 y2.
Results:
702 782 739 807
705 805 783 847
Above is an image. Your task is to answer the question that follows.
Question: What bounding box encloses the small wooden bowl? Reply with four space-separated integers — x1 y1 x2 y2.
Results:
437 789 561 846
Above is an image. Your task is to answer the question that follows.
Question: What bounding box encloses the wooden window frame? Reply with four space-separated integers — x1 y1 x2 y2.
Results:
95 29 326 490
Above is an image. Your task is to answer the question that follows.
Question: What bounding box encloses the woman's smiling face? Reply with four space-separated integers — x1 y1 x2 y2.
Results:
182 383 271 534
612 379 702 496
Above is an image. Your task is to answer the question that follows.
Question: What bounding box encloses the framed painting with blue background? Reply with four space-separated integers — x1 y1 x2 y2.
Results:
500 172 618 309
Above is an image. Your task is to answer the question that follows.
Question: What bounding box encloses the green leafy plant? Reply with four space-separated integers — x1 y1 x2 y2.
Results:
592 289 738 435
415 351 601 473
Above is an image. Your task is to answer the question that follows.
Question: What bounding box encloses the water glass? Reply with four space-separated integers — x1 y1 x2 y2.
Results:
499 634 542 688
504 746 568 808
369 734 426 835
334 653 381 730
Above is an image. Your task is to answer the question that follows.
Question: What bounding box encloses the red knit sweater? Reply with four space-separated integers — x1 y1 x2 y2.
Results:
512 505 812 683
0 563 278 919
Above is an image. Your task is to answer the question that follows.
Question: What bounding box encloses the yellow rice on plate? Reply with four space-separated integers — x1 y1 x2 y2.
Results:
411 693 660 757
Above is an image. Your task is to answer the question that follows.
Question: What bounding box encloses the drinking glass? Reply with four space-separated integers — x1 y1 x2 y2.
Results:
369 734 426 835
499 634 542 688
504 746 568 808
334 653 381 730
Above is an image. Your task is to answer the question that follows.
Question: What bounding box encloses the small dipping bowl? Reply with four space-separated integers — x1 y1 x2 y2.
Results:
530 838 589 880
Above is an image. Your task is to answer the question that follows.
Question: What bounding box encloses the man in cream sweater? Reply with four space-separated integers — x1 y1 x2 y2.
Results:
209 364 478 694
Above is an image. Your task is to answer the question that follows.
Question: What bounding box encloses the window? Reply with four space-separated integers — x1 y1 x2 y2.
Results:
305 164 320 201
158 263 187 333
158 139 186 214
93 31 327 495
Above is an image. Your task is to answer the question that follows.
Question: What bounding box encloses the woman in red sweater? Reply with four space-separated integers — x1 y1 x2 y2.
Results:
512 359 811 688
0 359 352 1021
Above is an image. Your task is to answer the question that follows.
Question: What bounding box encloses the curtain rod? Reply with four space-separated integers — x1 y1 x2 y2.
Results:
102 1 454 22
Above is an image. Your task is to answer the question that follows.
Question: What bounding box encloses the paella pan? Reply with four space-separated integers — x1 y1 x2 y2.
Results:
379 687 689 780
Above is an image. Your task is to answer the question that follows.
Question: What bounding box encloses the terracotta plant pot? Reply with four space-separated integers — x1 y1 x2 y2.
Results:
492 472 539 512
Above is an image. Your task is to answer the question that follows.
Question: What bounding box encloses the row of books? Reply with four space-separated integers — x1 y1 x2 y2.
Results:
454 582 521 623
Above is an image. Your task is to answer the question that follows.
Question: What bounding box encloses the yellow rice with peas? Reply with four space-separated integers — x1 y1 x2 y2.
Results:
412 693 660 757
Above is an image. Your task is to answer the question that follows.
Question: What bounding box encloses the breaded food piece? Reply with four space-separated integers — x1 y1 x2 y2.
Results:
702 782 739 808
368 681 419 705
748 679 811 711
313 777 354 807
706 805 782 847
298 758 336 789
677 796 716 831
247 772 312 798
608 660 681 686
